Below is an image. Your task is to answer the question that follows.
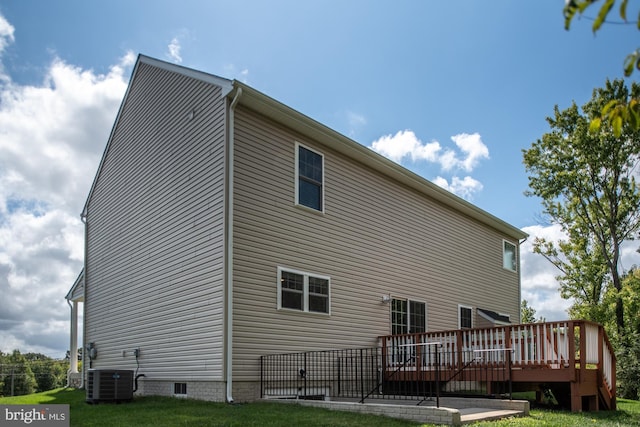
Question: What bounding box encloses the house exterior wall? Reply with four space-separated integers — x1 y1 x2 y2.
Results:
84 62 227 392
230 105 522 386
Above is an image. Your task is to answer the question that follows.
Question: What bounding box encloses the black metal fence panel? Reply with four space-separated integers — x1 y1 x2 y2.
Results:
260 345 513 406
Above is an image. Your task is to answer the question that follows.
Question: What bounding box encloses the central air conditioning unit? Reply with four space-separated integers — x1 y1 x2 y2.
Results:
86 369 134 403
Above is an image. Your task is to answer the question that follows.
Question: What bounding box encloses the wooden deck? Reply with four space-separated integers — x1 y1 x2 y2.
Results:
379 320 616 412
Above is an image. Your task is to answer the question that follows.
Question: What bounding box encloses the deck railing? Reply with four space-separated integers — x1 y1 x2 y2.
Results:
379 320 616 402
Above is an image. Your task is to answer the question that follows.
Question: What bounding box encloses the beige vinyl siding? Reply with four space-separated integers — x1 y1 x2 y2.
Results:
232 106 521 380
84 62 227 380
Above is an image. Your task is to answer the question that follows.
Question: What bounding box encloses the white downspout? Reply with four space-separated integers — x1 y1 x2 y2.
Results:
79 212 87 389
225 86 242 403
66 299 77 388
68 300 78 371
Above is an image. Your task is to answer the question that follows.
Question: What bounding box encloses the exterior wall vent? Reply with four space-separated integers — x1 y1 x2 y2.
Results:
86 369 134 403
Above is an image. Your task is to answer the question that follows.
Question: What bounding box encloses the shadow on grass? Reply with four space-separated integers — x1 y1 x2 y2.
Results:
0 388 83 405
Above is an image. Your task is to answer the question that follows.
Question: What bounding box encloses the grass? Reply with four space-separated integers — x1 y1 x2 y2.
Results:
0 388 639 426
0 389 414 427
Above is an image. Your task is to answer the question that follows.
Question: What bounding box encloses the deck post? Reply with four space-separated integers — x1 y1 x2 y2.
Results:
597 324 604 380
568 321 576 381
611 351 617 410
508 349 513 400
456 330 463 371
570 381 582 412
579 322 587 381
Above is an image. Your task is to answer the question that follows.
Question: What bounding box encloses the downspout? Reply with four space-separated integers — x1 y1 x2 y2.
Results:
66 299 74 388
517 237 527 324
79 211 88 389
225 86 242 403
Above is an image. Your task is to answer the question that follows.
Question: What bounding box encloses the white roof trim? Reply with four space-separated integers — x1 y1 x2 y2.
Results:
65 270 84 302
138 55 233 96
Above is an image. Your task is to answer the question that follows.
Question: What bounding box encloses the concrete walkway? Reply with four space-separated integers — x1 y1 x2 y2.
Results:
270 397 529 425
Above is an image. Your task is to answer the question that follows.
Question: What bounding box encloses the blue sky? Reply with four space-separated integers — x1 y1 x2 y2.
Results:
0 1 638 357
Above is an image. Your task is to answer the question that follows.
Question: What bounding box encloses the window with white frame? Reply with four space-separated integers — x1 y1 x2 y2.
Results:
278 267 330 314
459 305 473 329
296 143 324 211
391 298 426 335
503 240 517 272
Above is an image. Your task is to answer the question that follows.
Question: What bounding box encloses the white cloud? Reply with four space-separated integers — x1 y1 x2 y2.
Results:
0 55 131 211
444 133 490 172
370 130 489 173
167 37 182 64
0 16 131 357
433 176 483 200
371 130 441 163
370 130 489 199
0 14 14 55
0 14 15 80
519 224 570 321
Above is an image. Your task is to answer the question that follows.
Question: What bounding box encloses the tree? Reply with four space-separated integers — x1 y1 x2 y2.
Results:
24 353 67 392
620 268 640 334
564 1 640 135
0 350 37 396
523 79 640 339
521 299 545 323
564 0 640 76
616 269 640 398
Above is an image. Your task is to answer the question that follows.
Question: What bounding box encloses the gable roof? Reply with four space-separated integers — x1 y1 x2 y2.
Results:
82 54 527 241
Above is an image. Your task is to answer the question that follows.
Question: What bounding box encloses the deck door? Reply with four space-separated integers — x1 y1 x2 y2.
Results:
391 298 426 334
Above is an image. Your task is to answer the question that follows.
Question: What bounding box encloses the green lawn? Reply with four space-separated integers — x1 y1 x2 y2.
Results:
1 388 639 426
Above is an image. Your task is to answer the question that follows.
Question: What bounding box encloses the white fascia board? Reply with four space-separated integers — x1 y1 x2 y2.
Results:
138 55 234 95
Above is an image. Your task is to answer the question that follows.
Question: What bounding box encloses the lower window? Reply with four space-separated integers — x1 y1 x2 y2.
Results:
278 267 330 314
459 305 473 329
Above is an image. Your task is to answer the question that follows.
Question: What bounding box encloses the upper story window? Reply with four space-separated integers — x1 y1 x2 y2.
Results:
278 267 330 314
459 305 473 329
503 240 517 272
296 143 324 212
